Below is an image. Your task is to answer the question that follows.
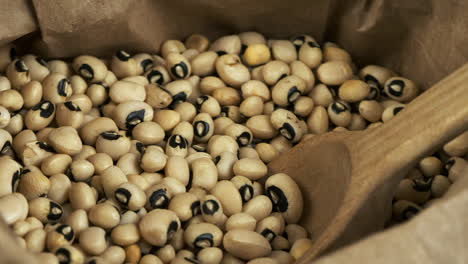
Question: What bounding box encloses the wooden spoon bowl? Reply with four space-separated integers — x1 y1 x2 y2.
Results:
269 64 468 261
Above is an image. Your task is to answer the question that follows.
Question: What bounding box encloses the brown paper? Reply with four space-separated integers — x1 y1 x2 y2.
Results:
1 0 468 263
314 166 468 264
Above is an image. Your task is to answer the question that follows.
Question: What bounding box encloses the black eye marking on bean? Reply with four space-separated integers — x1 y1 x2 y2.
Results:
37 141 55 152
184 257 201 264
116 50 131 61
412 178 432 192
192 144 206 152
387 79 405 97
20 168 31 175
195 95 209 111
186 171 193 190
101 131 121 140
167 220 179 240
367 86 380 100
402 205 420 220
364 75 382 91
261 228 276 241
136 142 145 154
63 101 81 112
191 200 201 216
57 79 70 97
240 44 248 55
267 185 289 212
147 70 164 85
48 201 63 221
214 155 221 164
287 86 301 104
278 73 288 81
279 123 295 141
55 247 71 263
114 187 131 206
194 233 214 248
56 224 75 241
149 189 170 209
194 121 210 138
220 106 230 117
168 135 188 149
202 200 220 215
149 245 163 255
79 64 94 80
239 184 254 203
140 59 154 71
171 61 189 79
307 41 320 48
32 100 55 118
292 35 306 50
445 158 455 171
393 106 404 115
11 170 20 192
1 140 11 154
126 109 146 129
15 60 28 72
331 101 348 114
171 92 188 105
216 50 227 56
36 57 48 67
236 131 251 147
9 47 17 60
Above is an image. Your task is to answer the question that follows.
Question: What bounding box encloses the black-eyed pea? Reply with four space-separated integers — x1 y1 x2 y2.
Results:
153 109 181 131
184 222 223 249
392 200 421 221
117 153 142 176
47 173 71 204
230 175 255 204
271 40 297 64
47 59 72 77
221 253 246 264
239 147 259 160
225 213 257 232
85 82 108 107
193 113 215 143
290 35 316 51
153 244 175 263
69 182 97 211
161 40 186 59
140 145 167 173
176 249 196 260
241 80 270 102
69 159 95 182
54 245 85 264
323 46 352 63
28 197 62 223
144 85 172 110
239 32 267 46
191 51 218 77
270 136 292 154
42 73 72 104
210 35 242 55
24 100 55 130
443 131 468 157
0 193 28 225
141 172 163 187
173 102 197 123
110 50 138 78
0 76 10 92
246 115 278 140
256 214 285 242
223 229 271 260
214 151 237 180
317 61 353 85
127 174 150 192
207 135 239 159
358 100 383 123
308 84 333 108
72 55 108 82
195 95 221 117
251 66 265 82
0 88 24 112
269 251 294 264
243 44 271 66
384 77 419 102
25 227 47 253
418 156 442 178
431 175 451 198
239 96 263 118
145 183 172 210
68 94 92 114
164 156 190 186
109 80 145 104
0 156 21 196
394 178 431 204
200 76 225 95
446 157 468 182
36 252 60 264
113 182 146 211
86 153 112 174
79 117 118 145
289 239 312 261
212 87 242 106
131 121 165 145
169 192 201 222
6 59 31 89
17 166 50 200
290 61 315 93
225 124 253 147
265 173 303 224
246 258 278 264
359 65 394 91
109 223 140 247
113 101 154 130
132 53 154 75
338 79 370 103
367 121 383 129
327 100 352 127
185 34 210 52
243 195 272 221
165 81 193 108
69 75 87 95
100 246 126 264
215 54 250 88
211 180 243 216
20 140 54 167
347 113 367 131
46 224 75 252
101 166 128 200
145 65 172 87
166 134 190 157
186 150 211 163
76 226 107 256
298 41 322 69
271 236 290 251
381 103 405 123
4 111 23 136
64 209 88 237
88 201 121 229
55 101 84 129
262 60 290 86
212 117 233 136
201 194 227 226
140 255 164 264
197 247 223 264
40 153 71 176
190 157 218 190
220 106 242 123
256 143 279 164
47 126 82 156
293 96 314 117
270 109 303 143
165 53 191 80
139 209 180 246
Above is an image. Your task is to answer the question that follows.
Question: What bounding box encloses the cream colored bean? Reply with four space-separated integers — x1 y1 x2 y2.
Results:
225 213 257 232
17 166 50 200
73 55 108 82
46 224 75 252
111 223 140 247
29 197 62 223
139 209 180 246
88 202 121 229
256 214 285 242
210 35 242 55
198 247 223 264
101 166 128 199
65 209 88 236
25 228 47 253
185 222 223 249
243 195 272 221
192 157 218 190
443 131 468 157
265 173 303 224
223 230 271 260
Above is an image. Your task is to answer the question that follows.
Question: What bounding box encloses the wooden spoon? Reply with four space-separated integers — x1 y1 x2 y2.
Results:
268 63 468 261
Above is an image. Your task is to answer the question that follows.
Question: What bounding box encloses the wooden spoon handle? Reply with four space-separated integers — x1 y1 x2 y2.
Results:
353 63 468 184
